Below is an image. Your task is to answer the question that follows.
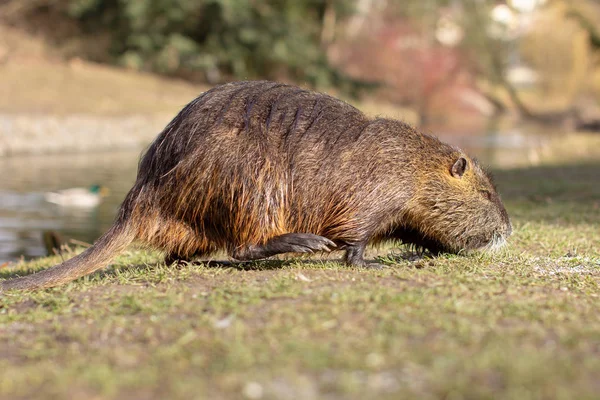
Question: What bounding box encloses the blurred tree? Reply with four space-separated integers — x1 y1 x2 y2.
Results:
520 2 590 108
4 0 598 118
71 0 358 86
331 0 527 122
547 0 600 49
393 0 600 118
558 0 600 124
397 0 534 117
0 0 367 92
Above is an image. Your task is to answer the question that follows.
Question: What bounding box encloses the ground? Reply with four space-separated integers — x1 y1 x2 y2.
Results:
1 157 599 400
0 24 205 116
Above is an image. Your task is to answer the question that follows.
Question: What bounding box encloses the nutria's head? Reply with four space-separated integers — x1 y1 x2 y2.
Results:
398 147 512 254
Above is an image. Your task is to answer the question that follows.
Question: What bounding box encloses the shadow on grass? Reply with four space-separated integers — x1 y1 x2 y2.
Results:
0 250 429 284
0 258 310 283
493 161 599 224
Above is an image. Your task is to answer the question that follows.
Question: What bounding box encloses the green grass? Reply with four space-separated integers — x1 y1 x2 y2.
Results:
1 162 599 400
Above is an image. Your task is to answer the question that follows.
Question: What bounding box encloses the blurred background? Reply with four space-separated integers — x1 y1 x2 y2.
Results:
0 0 599 263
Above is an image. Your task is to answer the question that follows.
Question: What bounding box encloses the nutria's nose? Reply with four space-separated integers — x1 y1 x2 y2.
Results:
506 222 513 237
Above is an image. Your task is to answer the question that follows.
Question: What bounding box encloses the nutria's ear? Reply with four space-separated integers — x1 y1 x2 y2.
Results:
451 157 468 178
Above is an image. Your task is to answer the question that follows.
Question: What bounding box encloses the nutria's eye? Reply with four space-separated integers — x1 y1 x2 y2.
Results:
451 157 468 179
480 190 492 201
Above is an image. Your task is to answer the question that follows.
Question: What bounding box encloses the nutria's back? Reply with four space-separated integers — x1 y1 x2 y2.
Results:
1 80 512 291
129 82 416 248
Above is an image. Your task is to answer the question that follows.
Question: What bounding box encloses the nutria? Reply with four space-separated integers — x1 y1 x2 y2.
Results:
0 80 512 291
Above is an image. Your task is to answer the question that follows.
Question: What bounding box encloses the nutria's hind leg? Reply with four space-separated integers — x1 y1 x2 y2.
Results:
344 242 387 269
164 252 194 266
161 237 216 267
231 233 336 261
164 245 216 266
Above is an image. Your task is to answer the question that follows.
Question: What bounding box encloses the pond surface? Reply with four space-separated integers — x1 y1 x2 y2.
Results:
0 151 139 263
0 122 594 263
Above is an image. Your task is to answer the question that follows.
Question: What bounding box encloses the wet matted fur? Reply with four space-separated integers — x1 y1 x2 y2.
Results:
1 81 512 291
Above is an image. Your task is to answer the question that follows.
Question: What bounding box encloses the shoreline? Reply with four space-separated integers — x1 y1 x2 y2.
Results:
0 113 172 156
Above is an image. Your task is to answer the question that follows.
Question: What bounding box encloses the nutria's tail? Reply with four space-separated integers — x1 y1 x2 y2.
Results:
1 224 135 291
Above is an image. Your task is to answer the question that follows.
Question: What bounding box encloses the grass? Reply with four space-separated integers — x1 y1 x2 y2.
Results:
0 160 598 400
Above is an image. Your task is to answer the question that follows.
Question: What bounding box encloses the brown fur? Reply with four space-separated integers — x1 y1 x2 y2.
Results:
0 80 512 291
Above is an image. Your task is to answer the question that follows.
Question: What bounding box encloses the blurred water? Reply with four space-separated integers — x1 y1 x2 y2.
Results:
0 151 140 262
435 118 567 168
0 122 586 263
